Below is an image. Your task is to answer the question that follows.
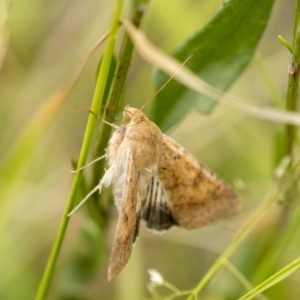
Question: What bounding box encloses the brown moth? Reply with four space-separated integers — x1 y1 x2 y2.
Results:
70 105 241 281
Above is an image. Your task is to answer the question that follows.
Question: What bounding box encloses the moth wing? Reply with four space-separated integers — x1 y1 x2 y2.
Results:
142 176 176 231
107 148 139 281
157 135 241 229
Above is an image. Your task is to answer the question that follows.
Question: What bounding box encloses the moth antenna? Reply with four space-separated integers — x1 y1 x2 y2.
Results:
140 55 193 111
90 110 120 129
66 183 103 217
70 154 107 173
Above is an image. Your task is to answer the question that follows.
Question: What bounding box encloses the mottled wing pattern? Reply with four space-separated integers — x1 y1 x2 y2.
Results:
156 135 241 229
142 176 176 230
108 148 139 281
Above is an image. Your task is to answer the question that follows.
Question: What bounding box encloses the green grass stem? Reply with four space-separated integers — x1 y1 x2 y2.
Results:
187 187 277 300
34 1 124 299
238 257 300 300
284 0 300 158
253 0 300 284
92 0 149 187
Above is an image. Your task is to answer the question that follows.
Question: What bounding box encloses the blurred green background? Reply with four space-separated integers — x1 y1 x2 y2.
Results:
1 0 300 299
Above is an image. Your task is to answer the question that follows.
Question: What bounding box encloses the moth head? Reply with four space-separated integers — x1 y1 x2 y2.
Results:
122 105 145 125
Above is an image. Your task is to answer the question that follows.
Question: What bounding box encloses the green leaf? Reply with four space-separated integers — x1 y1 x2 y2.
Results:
152 0 276 131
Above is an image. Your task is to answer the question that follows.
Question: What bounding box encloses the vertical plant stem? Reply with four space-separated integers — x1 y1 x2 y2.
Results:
285 0 300 158
34 1 124 299
252 1 300 285
91 0 149 206
254 0 300 282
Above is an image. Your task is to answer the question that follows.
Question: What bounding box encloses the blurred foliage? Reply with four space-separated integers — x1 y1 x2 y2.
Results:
152 0 275 131
1 0 300 300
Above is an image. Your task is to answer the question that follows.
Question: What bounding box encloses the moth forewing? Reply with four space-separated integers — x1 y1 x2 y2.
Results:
107 148 139 281
157 135 240 229
106 106 164 280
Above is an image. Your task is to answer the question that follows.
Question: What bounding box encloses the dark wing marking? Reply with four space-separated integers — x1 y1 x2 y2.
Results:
157 135 241 229
142 176 176 231
108 148 139 281
133 212 140 243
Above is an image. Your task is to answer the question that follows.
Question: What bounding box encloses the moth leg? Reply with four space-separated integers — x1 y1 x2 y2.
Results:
70 154 106 173
67 164 116 216
90 110 119 129
66 183 103 217
101 119 119 129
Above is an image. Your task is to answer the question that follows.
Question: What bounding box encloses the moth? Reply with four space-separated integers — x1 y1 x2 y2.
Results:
70 105 241 281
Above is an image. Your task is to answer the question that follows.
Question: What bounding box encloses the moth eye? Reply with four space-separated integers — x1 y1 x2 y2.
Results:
122 113 131 125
